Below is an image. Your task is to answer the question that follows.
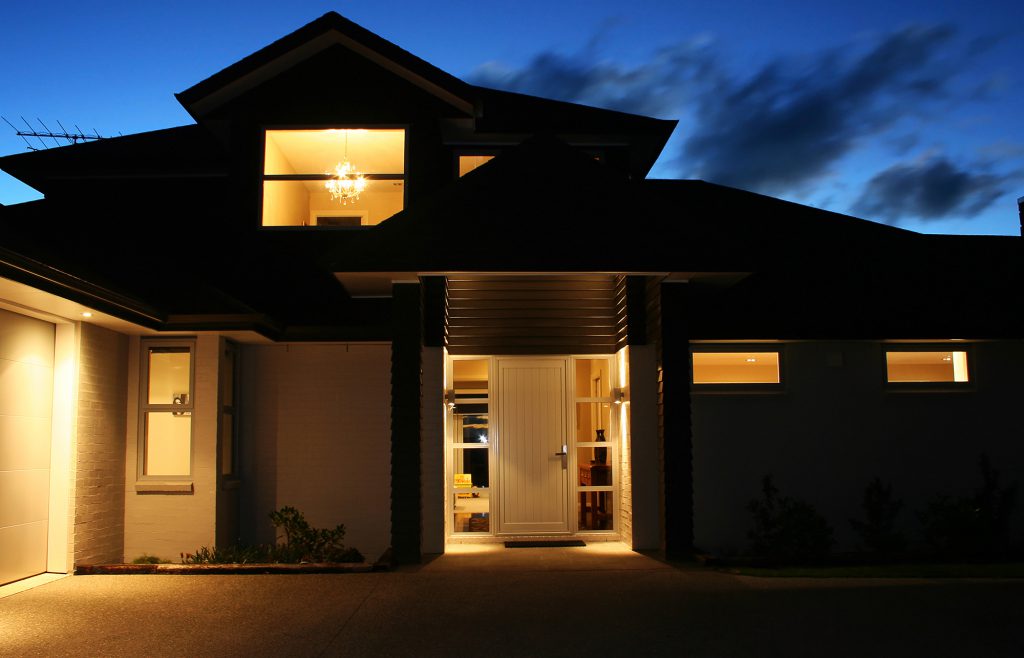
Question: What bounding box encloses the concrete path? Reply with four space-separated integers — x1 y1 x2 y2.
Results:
2 543 1022 657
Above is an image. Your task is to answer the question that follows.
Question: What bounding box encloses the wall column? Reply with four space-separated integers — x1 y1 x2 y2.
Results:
390 282 422 564
660 281 694 558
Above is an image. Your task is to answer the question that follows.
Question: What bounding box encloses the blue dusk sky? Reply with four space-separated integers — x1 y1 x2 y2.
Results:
1 1 1022 235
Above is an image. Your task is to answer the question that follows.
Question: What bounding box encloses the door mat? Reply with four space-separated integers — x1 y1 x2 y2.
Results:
504 540 586 548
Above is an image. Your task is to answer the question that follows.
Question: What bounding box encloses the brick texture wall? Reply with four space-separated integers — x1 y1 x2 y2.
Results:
74 323 128 565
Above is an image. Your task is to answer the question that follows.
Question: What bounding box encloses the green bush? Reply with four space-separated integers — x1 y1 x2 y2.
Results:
849 477 905 555
180 506 364 565
269 506 363 563
919 454 1017 558
131 554 170 564
748 475 834 562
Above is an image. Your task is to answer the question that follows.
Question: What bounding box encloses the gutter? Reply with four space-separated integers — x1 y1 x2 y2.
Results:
0 246 165 328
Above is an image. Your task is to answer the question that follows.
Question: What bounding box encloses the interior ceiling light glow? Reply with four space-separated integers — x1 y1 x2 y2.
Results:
324 130 366 204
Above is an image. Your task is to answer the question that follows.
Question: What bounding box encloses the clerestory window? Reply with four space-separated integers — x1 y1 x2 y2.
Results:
262 128 405 227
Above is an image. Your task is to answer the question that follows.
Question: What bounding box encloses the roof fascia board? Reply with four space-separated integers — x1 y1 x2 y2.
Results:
186 31 474 118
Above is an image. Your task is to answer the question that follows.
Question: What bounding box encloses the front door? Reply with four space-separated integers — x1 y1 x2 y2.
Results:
496 358 569 534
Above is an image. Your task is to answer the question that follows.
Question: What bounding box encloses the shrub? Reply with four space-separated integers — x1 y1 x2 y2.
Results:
918 454 1017 558
748 475 834 562
180 506 364 565
849 477 905 555
131 554 170 564
269 506 363 563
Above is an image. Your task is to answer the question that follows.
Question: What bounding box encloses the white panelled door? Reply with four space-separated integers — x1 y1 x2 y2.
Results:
496 358 569 534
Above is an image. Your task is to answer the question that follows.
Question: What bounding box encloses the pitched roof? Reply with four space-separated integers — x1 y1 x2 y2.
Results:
327 135 913 274
176 11 477 119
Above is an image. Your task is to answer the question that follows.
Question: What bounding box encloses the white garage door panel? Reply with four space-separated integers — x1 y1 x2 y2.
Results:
0 470 50 526
0 416 51 470
0 311 55 367
0 360 54 419
0 522 47 585
0 307 54 586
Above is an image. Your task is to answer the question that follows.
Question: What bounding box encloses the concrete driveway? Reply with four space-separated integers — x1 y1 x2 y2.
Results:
2 543 1022 657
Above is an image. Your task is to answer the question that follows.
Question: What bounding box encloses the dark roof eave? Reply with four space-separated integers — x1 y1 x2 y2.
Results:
0 245 165 329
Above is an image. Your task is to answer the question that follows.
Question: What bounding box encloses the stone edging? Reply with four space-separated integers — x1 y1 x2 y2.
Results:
75 562 388 575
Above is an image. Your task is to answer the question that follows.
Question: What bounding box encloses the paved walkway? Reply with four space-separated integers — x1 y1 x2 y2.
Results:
2 543 1022 657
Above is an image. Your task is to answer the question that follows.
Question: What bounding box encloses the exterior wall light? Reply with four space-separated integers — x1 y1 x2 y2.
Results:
613 388 625 405
444 390 456 408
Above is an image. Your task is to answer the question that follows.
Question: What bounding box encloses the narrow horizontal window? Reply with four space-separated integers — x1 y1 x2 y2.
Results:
692 351 781 384
885 350 969 383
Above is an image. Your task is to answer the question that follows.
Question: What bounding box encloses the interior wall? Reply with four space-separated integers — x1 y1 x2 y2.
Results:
239 343 391 562
691 340 1024 554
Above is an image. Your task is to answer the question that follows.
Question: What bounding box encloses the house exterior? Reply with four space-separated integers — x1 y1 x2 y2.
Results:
1 12 1022 583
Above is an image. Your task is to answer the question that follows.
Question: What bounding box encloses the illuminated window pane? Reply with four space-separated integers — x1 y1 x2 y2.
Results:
886 350 969 383
578 492 613 531
453 488 490 533
692 352 781 384
262 129 405 227
458 154 494 177
576 358 611 397
452 448 489 488
144 412 191 476
575 402 611 442
141 341 194 478
577 448 612 485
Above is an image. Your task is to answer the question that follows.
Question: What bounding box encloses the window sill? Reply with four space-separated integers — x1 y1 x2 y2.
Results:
691 384 785 395
135 481 194 494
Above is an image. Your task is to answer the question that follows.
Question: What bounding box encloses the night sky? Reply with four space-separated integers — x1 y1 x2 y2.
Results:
2 0 1022 235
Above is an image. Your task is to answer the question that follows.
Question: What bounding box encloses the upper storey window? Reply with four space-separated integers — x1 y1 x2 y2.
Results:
262 129 405 227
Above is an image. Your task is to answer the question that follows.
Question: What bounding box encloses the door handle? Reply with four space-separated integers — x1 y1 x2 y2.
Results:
554 444 567 456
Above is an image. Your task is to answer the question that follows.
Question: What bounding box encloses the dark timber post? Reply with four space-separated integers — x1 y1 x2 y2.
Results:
391 281 422 564
659 281 694 558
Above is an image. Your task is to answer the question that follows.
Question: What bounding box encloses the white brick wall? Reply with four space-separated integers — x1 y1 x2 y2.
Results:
123 335 218 562
73 323 128 565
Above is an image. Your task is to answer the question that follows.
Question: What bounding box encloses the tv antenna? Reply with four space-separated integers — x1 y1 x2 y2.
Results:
2 116 110 151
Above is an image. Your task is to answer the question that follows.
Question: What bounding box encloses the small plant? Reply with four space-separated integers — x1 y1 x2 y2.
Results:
180 545 268 565
269 506 363 563
849 477 905 555
748 475 834 563
132 554 170 564
918 454 1017 558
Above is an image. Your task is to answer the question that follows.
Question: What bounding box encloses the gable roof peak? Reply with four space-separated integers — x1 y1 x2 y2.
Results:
176 12 475 120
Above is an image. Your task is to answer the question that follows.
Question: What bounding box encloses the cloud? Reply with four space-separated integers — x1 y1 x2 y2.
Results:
468 23 1009 222
469 37 721 120
850 155 1006 223
685 25 959 194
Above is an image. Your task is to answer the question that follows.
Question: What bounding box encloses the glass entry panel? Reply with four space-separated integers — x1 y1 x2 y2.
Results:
575 358 615 531
451 359 490 533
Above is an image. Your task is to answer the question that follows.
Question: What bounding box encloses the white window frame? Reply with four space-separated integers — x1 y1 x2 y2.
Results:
137 338 196 482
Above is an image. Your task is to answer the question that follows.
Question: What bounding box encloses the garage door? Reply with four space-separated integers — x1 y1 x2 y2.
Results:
0 308 54 586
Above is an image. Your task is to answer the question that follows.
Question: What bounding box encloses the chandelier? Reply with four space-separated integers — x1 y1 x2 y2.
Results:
324 131 366 204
